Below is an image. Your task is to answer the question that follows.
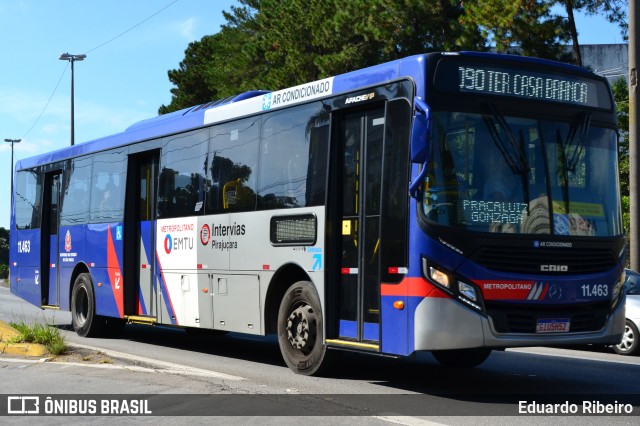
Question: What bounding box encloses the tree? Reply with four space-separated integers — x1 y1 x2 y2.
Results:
611 77 629 235
158 30 245 114
460 0 572 61
159 0 485 114
0 227 8 279
161 0 627 114
556 0 627 66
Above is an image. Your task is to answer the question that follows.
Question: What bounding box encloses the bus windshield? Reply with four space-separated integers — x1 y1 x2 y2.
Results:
423 110 622 237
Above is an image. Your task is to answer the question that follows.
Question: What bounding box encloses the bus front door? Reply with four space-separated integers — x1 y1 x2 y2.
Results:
41 172 61 307
336 107 385 347
332 99 411 351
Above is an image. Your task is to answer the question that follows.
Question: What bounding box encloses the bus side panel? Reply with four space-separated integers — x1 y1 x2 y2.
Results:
68 223 124 318
9 228 42 307
228 210 326 274
137 220 154 316
58 225 86 310
380 294 410 355
379 201 467 356
155 217 200 326
228 208 326 309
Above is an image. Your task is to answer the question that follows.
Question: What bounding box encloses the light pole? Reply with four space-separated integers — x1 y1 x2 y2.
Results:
59 53 86 146
4 138 21 205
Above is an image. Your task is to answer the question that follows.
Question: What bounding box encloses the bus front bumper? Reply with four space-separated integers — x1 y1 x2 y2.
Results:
413 294 626 351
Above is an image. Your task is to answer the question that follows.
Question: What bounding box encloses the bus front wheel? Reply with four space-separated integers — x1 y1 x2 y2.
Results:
431 348 492 368
277 281 330 376
71 273 103 337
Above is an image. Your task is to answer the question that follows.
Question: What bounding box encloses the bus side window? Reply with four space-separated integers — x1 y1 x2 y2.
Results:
60 157 91 226
89 150 126 223
158 129 209 218
208 117 260 213
15 170 42 230
257 102 328 210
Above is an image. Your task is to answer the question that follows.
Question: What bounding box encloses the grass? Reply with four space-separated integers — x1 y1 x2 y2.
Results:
8 319 68 356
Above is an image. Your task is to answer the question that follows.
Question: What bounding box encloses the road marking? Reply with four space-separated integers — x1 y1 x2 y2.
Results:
507 347 640 366
374 416 447 425
68 342 245 381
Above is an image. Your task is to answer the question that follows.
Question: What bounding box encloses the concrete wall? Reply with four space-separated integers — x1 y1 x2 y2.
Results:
581 44 628 81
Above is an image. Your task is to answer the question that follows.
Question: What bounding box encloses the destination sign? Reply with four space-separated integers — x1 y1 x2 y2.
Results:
434 59 611 109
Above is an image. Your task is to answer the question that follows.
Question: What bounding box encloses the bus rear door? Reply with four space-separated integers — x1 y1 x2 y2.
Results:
124 152 159 321
41 171 61 307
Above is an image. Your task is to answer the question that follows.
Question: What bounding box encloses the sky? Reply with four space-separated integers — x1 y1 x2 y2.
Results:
0 1 628 229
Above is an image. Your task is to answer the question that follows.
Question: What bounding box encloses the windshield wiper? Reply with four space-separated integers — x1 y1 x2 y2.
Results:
565 111 591 172
483 103 530 176
557 112 591 213
483 103 531 208
518 128 531 211
556 129 571 214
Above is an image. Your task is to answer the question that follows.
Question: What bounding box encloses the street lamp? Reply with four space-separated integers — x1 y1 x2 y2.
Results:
59 53 86 146
4 138 21 205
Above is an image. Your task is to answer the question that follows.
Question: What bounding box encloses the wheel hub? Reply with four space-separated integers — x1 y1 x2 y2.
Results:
286 304 314 351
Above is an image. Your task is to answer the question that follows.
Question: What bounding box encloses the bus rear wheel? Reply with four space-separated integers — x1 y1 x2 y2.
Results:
71 273 104 337
431 348 492 368
277 281 330 376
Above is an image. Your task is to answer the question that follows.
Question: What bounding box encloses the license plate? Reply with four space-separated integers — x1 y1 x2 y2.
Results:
536 318 570 333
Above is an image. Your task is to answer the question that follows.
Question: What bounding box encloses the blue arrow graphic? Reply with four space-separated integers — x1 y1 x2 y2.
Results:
312 253 322 271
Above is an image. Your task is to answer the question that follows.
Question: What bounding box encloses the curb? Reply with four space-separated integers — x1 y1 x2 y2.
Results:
0 320 49 357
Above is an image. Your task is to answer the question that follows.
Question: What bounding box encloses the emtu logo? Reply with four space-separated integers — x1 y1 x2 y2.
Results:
164 234 173 254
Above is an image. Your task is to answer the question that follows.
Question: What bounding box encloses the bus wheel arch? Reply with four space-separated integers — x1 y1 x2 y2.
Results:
71 272 103 337
68 263 90 311
264 263 311 335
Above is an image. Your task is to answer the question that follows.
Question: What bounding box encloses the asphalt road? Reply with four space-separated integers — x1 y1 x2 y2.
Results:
1 283 639 425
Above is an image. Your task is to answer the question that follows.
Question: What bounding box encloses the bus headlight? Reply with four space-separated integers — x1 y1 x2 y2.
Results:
457 281 483 311
458 281 477 302
421 256 485 313
429 266 451 289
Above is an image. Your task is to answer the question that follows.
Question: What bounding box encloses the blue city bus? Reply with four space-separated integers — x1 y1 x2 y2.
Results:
9 52 626 375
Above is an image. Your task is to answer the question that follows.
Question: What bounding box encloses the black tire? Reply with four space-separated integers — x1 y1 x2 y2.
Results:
431 348 492 368
277 281 330 375
614 319 639 356
71 273 103 337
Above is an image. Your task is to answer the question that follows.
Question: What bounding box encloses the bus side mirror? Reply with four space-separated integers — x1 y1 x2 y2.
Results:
409 98 431 199
411 98 430 163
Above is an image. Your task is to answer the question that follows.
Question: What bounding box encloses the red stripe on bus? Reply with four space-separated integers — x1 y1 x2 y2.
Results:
107 227 124 318
381 277 448 298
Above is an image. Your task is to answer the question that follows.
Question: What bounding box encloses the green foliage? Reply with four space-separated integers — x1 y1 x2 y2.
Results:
160 1 631 114
159 0 484 114
461 0 571 60
611 77 629 236
9 319 68 356
0 227 8 280
556 0 628 65
0 227 8 266
569 0 628 39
